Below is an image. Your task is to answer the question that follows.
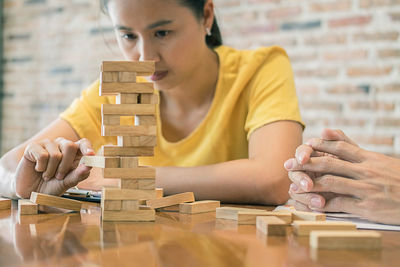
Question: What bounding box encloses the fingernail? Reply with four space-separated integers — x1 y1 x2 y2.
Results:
290 183 299 192
284 159 293 170
43 175 49 181
300 179 309 191
86 148 94 154
310 197 322 208
56 173 64 180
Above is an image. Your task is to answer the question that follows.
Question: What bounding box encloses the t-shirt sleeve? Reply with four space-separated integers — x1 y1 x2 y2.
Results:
59 80 116 152
244 47 305 140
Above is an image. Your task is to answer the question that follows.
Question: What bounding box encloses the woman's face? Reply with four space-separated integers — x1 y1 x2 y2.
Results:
107 0 211 90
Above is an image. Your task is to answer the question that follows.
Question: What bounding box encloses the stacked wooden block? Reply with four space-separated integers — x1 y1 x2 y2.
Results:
83 61 158 222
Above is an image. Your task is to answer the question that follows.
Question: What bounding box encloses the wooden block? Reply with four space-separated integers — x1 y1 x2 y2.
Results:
103 167 155 179
120 157 139 168
122 200 139 211
102 199 122 211
156 188 163 198
140 94 159 104
310 230 381 249
138 179 156 190
81 156 120 168
100 82 154 96
135 115 157 126
102 125 156 137
215 207 266 220
102 115 120 126
293 221 357 236
119 72 137 83
119 179 139 189
146 192 194 209
30 192 82 211
100 71 119 83
179 200 220 214
292 211 326 221
0 198 11 210
256 216 288 236
102 187 157 200
101 146 154 157
237 211 292 225
102 61 155 76
102 209 155 222
18 199 38 215
139 205 153 210
116 93 138 104
102 104 156 116
118 136 157 147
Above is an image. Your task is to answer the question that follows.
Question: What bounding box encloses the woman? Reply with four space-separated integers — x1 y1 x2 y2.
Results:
0 0 304 204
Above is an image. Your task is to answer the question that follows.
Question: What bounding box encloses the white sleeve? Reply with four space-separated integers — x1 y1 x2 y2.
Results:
0 168 18 199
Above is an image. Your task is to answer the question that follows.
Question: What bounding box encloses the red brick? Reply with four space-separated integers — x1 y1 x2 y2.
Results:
310 0 352 12
329 15 372 28
300 101 342 111
353 31 399 41
326 85 369 94
296 84 320 94
295 68 339 78
376 84 400 92
347 66 393 77
360 0 400 8
353 136 394 146
323 50 368 61
332 118 367 127
304 34 347 45
389 12 400 21
378 49 400 58
266 6 302 20
376 118 400 127
349 101 395 111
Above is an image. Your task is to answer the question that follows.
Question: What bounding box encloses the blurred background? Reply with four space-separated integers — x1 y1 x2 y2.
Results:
1 0 399 156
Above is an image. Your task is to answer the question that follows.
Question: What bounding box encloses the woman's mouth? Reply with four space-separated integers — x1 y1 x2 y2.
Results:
150 71 168 81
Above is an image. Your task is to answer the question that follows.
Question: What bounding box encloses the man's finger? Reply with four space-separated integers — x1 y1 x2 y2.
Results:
54 138 79 180
76 138 95 156
288 191 326 209
288 171 314 192
41 140 63 181
62 164 92 189
321 128 358 146
317 196 362 214
305 138 365 163
23 142 49 172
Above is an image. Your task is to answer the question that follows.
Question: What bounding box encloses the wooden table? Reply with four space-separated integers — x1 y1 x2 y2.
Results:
0 201 399 267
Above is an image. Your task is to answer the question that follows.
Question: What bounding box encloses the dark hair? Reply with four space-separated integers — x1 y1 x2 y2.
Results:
100 0 222 48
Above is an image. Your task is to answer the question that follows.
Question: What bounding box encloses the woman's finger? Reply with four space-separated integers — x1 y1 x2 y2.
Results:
288 190 326 209
288 171 314 192
76 138 95 156
312 175 378 199
40 140 63 181
23 142 49 172
54 138 79 180
63 164 92 189
284 156 362 180
305 138 365 163
321 128 358 146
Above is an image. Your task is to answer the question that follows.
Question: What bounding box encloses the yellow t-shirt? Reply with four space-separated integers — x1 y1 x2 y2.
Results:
60 45 304 167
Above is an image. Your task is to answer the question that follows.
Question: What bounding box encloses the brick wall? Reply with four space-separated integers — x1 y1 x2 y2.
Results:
2 0 400 156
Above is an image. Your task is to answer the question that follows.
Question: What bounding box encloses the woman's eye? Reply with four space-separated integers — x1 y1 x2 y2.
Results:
121 33 136 40
155 30 170 38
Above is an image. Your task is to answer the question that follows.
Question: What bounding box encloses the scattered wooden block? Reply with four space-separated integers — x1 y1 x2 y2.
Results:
135 115 157 126
156 188 163 198
102 187 157 200
100 71 119 83
310 230 381 249
102 209 155 222
256 216 288 236
215 207 266 220
102 199 122 211
30 192 82 211
102 125 156 137
120 157 139 168
103 167 155 179
140 94 159 104
293 221 357 236
117 136 157 147
102 115 120 126
102 61 155 76
102 104 156 116
101 146 154 157
81 156 120 168
118 72 137 83
146 192 195 209
122 200 139 211
179 200 220 214
292 210 326 221
18 199 38 215
119 179 139 189
238 211 292 225
116 93 138 104
0 198 11 210
100 82 154 96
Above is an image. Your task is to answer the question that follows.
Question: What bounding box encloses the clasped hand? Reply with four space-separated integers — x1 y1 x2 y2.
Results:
284 129 400 225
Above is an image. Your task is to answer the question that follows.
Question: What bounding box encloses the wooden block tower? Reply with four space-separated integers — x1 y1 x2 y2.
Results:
87 61 158 222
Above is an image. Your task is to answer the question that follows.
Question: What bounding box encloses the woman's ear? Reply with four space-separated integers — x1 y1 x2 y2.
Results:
203 0 215 31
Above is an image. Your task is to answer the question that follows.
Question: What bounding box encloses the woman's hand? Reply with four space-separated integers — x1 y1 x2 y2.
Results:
14 138 95 198
284 129 400 225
